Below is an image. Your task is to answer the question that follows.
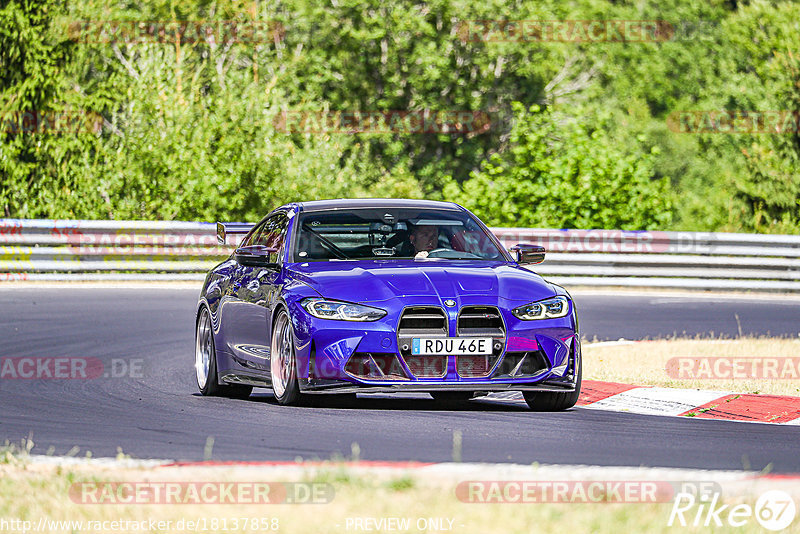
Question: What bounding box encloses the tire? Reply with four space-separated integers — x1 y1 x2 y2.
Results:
431 391 474 403
195 307 252 399
522 350 582 411
270 309 305 405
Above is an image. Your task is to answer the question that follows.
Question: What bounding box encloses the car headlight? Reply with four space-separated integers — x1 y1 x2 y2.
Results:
511 296 570 320
300 298 387 322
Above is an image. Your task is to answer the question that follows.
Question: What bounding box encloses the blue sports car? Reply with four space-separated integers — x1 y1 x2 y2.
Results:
195 199 581 410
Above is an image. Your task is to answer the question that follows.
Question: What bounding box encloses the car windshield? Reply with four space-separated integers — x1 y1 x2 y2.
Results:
292 208 506 261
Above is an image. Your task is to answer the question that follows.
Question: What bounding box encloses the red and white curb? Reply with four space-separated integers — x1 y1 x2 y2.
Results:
578 381 800 424
486 381 800 424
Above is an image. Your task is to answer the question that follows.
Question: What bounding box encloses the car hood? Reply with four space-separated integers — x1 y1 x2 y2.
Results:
287 260 556 304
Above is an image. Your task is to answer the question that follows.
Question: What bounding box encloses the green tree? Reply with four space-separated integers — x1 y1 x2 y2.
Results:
2 0 799 233
716 2 800 232
447 103 673 229
0 0 73 217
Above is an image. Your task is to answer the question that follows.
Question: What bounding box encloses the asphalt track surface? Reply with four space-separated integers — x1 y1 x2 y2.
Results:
1 287 799 471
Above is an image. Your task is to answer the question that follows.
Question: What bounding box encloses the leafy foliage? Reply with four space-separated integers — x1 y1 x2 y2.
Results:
448 104 673 228
0 0 74 217
0 0 798 233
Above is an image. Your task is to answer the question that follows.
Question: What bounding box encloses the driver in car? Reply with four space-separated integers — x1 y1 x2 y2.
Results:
409 224 439 258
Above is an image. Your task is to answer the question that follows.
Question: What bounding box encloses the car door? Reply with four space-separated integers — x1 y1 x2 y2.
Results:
225 212 289 372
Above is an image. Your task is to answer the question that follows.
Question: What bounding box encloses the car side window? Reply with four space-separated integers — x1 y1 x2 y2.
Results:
240 221 266 248
252 214 289 263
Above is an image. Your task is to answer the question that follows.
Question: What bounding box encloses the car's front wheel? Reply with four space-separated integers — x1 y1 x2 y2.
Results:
195 307 252 399
522 352 582 411
270 309 305 405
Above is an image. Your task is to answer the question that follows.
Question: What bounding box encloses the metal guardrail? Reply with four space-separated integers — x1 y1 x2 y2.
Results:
1 219 799 291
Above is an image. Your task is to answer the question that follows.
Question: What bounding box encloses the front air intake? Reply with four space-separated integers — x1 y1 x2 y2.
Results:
345 353 409 380
397 307 447 378
456 306 504 377
493 351 549 378
398 306 447 336
457 306 505 336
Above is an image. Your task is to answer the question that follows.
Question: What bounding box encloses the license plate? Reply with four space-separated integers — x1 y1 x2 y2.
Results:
411 337 492 356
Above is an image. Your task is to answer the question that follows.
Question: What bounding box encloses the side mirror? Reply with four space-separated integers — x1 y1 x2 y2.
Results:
234 245 278 268
510 244 545 265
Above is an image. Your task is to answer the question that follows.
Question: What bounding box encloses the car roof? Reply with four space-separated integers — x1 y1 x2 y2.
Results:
286 198 464 213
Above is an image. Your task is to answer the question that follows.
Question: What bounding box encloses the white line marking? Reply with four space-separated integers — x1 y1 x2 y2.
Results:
582 387 729 416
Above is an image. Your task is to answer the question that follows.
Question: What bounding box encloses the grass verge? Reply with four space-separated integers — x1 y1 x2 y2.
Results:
1 457 798 534
583 337 800 397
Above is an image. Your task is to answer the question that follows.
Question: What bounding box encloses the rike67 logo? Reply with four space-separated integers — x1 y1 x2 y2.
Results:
669 489 796 531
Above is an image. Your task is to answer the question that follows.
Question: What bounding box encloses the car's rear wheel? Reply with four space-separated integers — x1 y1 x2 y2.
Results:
196 307 252 399
522 352 582 411
270 309 304 405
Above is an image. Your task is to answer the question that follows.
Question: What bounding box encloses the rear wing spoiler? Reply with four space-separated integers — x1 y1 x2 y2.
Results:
216 222 255 245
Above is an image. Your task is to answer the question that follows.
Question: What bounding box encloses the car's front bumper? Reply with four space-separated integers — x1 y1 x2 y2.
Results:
298 378 578 394
288 297 580 394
